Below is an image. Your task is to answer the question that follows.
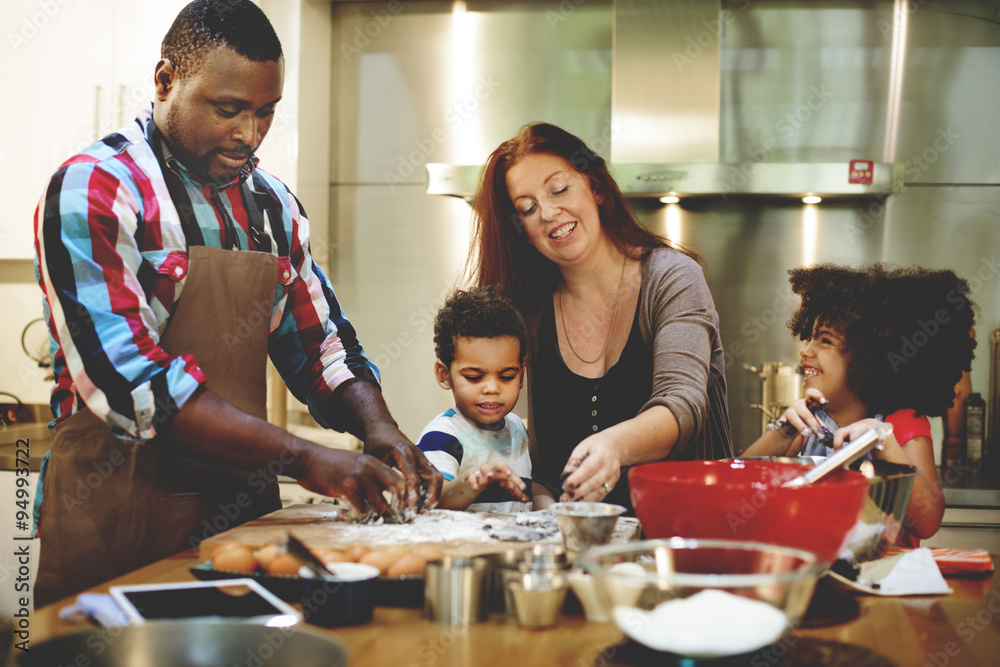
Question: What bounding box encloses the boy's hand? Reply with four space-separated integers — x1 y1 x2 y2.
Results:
464 462 530 503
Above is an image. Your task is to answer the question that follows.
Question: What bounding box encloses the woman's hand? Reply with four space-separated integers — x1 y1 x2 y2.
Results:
559 432 623 502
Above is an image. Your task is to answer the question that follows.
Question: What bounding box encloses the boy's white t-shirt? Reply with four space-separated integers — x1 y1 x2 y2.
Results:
416 408 532 512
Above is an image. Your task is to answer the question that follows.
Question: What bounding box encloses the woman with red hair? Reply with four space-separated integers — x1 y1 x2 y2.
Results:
466 122 733 511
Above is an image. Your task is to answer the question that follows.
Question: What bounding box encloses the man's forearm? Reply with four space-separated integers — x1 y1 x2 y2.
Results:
330 380 407 444
160 386 314 479
326 379 443 512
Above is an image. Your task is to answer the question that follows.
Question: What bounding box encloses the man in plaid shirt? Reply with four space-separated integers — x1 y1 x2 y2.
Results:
32 0 441 605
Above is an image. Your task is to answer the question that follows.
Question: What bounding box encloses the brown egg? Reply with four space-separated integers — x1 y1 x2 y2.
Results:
343 545 372 562
255 543 282 569
315 548 352 565
212 541 245 555
359 548 400 575
379 545 413 559
267 552 304 577
414 545 445 561
386 553 427 578
211 544 257 573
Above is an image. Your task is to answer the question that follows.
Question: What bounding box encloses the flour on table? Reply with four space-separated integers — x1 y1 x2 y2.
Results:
304 508 639 547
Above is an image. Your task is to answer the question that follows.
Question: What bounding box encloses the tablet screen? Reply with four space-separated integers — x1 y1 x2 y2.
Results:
119 583 290 620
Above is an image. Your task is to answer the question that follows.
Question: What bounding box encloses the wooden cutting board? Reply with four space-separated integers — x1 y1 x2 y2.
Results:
197 504 572 561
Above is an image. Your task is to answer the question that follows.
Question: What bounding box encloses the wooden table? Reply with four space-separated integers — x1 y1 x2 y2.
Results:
27 550 1000 666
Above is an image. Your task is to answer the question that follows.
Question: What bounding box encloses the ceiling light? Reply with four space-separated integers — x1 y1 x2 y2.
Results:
659 195 680 204
801 195 822 204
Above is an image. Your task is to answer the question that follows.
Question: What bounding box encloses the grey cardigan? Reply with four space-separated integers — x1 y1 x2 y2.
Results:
526 246 733 462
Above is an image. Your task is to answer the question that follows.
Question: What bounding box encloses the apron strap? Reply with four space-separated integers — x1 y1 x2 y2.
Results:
247 171 291 257
240 177 274 254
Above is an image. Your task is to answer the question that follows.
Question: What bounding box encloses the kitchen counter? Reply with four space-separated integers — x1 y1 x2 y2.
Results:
0 404 53 472
941 464 1000 509
27 549 1000 666
0 430 49 471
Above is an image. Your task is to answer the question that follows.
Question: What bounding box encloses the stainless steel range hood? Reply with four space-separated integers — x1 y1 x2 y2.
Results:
426 0 902 201
426 161 903 201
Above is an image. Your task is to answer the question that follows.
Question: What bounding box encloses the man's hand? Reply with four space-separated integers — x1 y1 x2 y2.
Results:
164 387 422 517
363 423 444 513
335 381 444 514
293 446 408 516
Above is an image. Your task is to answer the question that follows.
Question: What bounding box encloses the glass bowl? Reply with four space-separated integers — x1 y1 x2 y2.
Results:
577 538 823 660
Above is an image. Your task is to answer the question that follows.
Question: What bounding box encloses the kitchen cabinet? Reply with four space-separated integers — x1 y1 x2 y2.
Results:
0 0 189 259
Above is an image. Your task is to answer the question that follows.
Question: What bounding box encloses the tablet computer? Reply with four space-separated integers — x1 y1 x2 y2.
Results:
109 578 301 626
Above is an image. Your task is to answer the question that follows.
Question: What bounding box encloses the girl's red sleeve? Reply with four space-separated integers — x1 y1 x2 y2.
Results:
884 409 932 446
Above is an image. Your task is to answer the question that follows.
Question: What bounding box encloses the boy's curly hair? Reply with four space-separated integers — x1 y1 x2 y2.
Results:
434 287 527 368
788 263 977 418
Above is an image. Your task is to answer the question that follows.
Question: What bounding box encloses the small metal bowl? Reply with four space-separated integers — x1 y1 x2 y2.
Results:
566 570 610 623
506 570 569 629
549 502 626 554
423 556 490 625
848 459 918 561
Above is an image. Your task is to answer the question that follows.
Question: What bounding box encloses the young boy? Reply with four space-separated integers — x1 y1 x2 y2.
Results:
417 287 554 511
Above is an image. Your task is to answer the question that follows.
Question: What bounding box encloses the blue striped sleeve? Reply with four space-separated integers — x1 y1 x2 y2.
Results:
417 431 463 460
417 430 462 480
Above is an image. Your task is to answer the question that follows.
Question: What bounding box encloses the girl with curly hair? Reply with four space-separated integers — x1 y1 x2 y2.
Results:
743 263 977 543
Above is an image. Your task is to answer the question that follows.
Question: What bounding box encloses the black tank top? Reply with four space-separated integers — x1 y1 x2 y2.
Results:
531 296 652 512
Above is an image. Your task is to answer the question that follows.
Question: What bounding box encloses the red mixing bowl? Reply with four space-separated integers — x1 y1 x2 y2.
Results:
628 460 870 565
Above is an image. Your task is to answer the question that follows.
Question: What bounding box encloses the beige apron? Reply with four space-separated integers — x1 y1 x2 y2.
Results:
35 245 282 606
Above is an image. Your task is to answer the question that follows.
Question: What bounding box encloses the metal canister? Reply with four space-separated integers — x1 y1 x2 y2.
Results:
745 362 805 435
495 545 568 616
966 392 986 471
423 556 490 625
